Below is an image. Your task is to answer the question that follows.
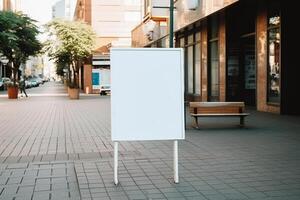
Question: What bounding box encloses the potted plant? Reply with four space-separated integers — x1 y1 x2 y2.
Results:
5 81 19 99
0 11 41 99
45 19 95 99
68 81 79 99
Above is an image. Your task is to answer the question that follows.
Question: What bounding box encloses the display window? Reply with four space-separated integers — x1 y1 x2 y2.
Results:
267 4 280 104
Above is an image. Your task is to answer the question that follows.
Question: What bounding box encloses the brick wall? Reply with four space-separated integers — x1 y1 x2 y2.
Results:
83 64 92 94
256 3 280 113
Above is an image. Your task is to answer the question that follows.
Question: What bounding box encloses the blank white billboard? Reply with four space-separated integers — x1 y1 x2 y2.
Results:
111 48 185 141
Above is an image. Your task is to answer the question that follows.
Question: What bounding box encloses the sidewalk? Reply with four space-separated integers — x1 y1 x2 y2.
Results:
0 83 300 199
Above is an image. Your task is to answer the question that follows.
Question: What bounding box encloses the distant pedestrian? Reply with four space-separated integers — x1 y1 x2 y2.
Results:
19 78 28 98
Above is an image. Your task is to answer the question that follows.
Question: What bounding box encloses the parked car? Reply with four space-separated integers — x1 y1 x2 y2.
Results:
25 80 32 88
28 78 39 87
0 77 11 90
100 85 111 95
0 79 3 90
35 77 43 85
97 69 111 96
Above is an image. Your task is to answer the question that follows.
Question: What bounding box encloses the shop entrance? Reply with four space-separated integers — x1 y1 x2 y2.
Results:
226 35 256 106
240 35 256 106
226 1 257 107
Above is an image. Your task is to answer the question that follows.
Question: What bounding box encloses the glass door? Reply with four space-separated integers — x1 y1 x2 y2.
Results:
241 35 256 106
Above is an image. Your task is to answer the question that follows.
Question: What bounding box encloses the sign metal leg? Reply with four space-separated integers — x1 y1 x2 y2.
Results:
114 141 179 184
174 140 179 183
114 141 119 185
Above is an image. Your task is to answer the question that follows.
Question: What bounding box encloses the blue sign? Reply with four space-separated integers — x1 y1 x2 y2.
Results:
92 72 100 85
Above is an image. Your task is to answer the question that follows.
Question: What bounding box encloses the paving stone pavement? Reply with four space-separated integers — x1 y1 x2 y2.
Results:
1 82 300 200
0 161 80 200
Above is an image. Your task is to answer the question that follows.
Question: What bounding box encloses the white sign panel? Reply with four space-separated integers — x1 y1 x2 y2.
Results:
111 48 185 141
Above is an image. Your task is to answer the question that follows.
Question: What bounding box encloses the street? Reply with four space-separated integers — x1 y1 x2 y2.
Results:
0 82 300 200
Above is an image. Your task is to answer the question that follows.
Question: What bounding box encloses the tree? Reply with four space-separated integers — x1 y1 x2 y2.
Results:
0 11 42 86
45 19 95 88
56 61 67 77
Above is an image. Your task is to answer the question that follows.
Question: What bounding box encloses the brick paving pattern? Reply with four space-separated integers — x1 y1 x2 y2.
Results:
1 82 300 199
0 162 80 200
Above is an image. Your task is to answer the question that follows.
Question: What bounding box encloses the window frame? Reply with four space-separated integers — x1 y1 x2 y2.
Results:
208 15 220 102
177 25 201 97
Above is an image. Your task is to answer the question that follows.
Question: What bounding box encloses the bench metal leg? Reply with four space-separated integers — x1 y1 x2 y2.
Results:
240 116 245 126
194 117 199 129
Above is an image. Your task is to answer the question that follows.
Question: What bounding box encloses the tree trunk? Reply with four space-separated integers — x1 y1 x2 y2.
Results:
13 69 17 85
71 63 77 88
75 61 80 88
11 62 19 86
68 66 71 84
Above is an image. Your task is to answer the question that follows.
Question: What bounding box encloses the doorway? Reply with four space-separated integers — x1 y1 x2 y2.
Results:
240 35 256 106
226 1 257 107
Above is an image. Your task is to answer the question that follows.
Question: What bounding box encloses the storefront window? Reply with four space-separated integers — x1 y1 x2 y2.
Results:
195 32 201 95
180 30 201 97
267 6 280 104
179 37 188 93
208 15 219 101
187 35 194 94
180 37 185 48
210 41 219 99
210 15 219 38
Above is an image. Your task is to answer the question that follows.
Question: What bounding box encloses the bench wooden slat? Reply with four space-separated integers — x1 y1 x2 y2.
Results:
190 102 245 108
191 113 250 117
196 106 243 114
189 101 249 128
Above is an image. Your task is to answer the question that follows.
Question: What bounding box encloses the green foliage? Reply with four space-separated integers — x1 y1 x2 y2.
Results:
44 19 96 88
0 11 42 85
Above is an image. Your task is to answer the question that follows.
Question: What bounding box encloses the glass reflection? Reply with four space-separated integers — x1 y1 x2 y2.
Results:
268 14 280 103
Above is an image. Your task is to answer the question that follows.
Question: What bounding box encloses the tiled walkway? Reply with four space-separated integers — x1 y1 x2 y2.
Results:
0 82 300 199
0 162 80 200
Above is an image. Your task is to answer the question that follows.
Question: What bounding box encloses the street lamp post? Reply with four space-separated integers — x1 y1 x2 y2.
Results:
0 57 9 78
169 0 174 48
169 0 179 184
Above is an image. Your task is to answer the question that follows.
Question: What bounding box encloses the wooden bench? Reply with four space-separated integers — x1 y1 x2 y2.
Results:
189 102 250 128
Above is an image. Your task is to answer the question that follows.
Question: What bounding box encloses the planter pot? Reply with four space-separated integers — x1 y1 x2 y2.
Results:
68 87 79 99
7 86 19 99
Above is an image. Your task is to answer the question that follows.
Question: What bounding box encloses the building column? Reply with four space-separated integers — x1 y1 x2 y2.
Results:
219 11 226 102
201 20 208 102
256 2 280 113
84 64 92 94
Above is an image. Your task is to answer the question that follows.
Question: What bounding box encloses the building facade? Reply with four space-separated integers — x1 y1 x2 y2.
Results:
131 0 169 47
74 0 142 93
132 0 299 115
23 56 44 77
52 0 76 20
0 0 20 11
